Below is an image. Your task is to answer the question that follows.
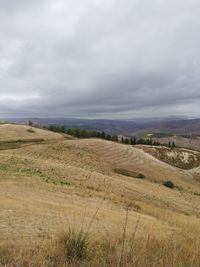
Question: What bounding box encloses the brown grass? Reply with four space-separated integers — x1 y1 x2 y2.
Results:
0 123 65 142
0 130 200 266
1 220 200 267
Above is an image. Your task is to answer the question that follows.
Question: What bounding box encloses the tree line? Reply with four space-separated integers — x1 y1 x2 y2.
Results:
67 128 118 141
45 125 118 141
45 125 176 148
121 137 176 148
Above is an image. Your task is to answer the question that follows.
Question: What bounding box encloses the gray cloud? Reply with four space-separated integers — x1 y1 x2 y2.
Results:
0 0 200 118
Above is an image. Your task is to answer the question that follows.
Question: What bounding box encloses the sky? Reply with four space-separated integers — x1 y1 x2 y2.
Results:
0 0 200 119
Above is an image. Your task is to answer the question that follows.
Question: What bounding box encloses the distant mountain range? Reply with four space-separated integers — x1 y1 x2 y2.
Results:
3 117 200 136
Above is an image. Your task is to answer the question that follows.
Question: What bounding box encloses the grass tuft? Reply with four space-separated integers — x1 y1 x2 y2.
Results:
57 227 90 262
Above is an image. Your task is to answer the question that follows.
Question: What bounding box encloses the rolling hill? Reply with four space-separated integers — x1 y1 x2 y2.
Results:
1 124 200 266
0 123 65 141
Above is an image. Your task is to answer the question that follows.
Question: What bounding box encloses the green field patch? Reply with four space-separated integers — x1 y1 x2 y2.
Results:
43 176 71 186
20 167 71 186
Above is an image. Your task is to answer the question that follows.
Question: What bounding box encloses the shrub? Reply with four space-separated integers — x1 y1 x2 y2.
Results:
163 180 175 189
26 128 35 133
114 168 145 179
137 173 145 179
58 228 90 262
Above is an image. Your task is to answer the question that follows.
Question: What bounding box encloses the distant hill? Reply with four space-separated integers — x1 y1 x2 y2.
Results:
5 117 200 135
143 118 200 135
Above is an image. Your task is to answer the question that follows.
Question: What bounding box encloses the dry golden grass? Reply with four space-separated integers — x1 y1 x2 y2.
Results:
0 128 200 266
0 123 65 142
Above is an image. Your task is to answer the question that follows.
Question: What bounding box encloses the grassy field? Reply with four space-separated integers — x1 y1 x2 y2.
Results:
0 125 200 266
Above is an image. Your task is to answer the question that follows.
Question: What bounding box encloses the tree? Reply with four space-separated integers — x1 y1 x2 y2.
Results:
111 135 118 142
147 139 153 145
60 125 66 133
28 120 33 126
124 138 129 144
91 131 97 138
137 139 145 145
130 137 136 145
96 132 101 138
106 134 111 140
172 141 176 149
100 131 105 139
152 141 161 146
133 137 137 145
163 180 175 189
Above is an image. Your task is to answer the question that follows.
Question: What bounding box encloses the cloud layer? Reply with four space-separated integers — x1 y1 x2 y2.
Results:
0 0 200 118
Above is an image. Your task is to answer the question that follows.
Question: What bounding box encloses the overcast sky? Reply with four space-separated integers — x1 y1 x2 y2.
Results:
0 0 200 119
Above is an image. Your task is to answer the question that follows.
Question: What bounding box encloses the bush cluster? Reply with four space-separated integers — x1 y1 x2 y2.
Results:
163 180 175 189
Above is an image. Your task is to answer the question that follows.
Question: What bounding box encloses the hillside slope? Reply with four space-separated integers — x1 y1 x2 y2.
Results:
137 145 200 169
0 123 65 141
1 129 200 266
